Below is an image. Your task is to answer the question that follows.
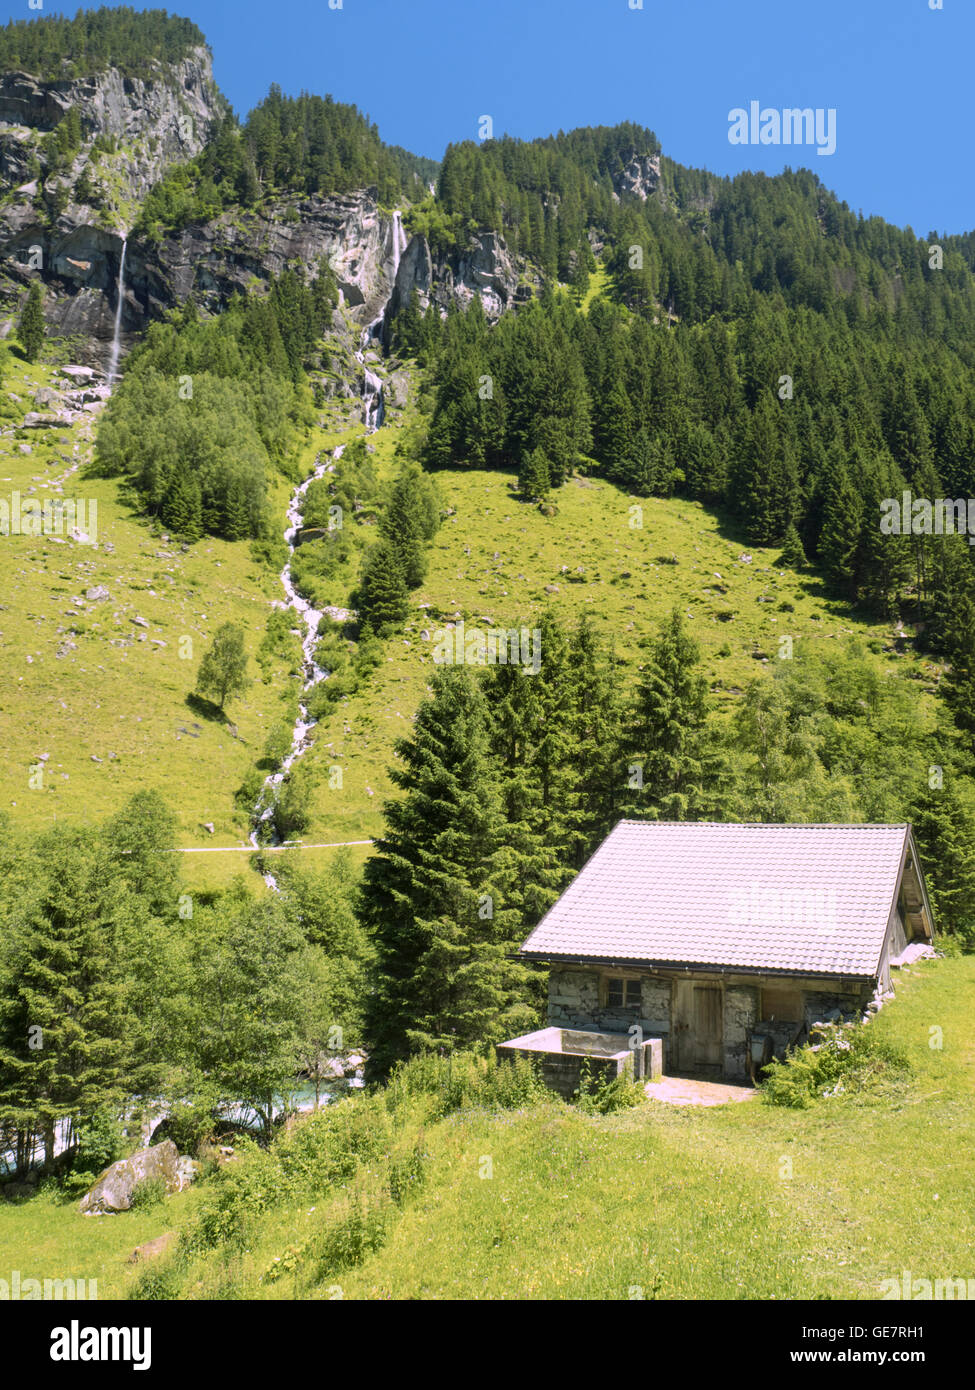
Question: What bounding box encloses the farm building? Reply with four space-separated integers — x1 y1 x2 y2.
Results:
499 821 935 1093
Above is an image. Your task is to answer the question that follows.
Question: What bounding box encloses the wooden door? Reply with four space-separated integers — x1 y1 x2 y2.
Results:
673 981 723 1072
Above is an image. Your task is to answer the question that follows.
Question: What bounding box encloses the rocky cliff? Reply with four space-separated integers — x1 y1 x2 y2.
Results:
387 226 536 331
0 49 545 369
0 47 221 361
125 189 403 329
611 152 661 201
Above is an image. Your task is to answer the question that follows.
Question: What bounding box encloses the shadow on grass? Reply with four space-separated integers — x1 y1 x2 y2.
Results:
185 692 224 722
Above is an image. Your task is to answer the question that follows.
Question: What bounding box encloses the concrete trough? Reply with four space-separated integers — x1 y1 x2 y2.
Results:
497 1026 663 1099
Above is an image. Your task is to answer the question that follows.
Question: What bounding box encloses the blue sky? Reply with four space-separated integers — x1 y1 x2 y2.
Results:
3 0 971 234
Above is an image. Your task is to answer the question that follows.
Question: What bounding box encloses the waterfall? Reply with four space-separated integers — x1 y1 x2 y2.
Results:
107 238 127 383
355 209 406 431
392 208 407 276
249 446 351 887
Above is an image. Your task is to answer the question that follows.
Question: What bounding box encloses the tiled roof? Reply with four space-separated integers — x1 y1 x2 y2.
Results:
520 821 911 978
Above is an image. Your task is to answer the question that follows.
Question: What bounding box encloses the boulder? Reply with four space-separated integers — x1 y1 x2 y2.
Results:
128 1232 176 1264
79 1140 180 1215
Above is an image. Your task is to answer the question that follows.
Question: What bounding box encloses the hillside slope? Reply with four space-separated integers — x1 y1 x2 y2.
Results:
1 954 967 1299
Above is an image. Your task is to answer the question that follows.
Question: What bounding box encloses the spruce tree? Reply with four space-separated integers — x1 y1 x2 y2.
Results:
776 523 808 569
909 777 975 947
623 608 723 820
357 537 409 633
18 282 45 364
518 447 551 501
162 465 203 541
816 446 863 596
361 668 535 1079
564 615 625 864
0 828 150 1170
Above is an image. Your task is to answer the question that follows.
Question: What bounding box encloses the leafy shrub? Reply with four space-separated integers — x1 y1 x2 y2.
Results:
388 1132 428 1207
308 1191 391 1280
184 1136 279 1253
129 1176 166 1210
574 1057 645 1114
155 1096 220 1156
760 1020 911 1108
129 1261 185 1301
384 1050 546 1119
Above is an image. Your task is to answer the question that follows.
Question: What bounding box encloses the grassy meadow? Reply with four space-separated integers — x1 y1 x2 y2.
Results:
0 954 968 1300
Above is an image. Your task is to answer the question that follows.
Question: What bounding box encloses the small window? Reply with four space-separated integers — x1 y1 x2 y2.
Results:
606 976 641 1008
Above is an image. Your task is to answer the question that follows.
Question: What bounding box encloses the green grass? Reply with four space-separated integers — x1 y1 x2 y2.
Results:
332 959 974 1300
300 460 937 843
0 1181 204 1299
3 954 967 1299
1 341 940 863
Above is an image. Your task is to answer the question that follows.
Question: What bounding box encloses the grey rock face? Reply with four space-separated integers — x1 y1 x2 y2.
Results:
79 1140 183 1214
128 190 400 325
611 152 661 201
388 228 536 328
0 49 221 362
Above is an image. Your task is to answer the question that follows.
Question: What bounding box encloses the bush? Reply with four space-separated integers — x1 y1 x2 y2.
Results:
129 1258 186 1301
388 1132 428 1207
760 1020 911 1108
129 1176 166 1210
155 1097 220 1156
384 1050 546 1120
308 1191 391 1280
574 1057 645 1115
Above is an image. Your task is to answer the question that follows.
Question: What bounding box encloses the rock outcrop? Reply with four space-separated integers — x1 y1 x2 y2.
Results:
0 48 221 363
1 49 539 366
611 152 661 201
126 190 402 326
388 227 535 329
78 1139 195 1214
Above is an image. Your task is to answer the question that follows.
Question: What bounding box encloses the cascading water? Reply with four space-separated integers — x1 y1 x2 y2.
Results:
355 209 407 432
249 214 407 881
107 238 127 382
249 445 349 888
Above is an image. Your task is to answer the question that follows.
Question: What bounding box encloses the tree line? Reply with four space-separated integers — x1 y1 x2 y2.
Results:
136 90 435 240
0 7 207 81
394 275 975 692
0 793 368 1177
94 263 338 542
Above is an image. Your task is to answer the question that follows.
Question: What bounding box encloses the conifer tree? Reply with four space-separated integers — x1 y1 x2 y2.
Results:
357 537 409 633
816 446 863 596
161 464 202 541
361 669 535 1079
909 777 975 947
0 828 152 1170
623 608 723 820
776 522 808 569
518 447 551 500
18 282 45 364
564 616 625 863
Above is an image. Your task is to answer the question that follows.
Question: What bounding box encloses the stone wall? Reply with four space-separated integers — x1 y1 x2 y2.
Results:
547 968 673 1068
723 985 759 1081
546 966 879 1081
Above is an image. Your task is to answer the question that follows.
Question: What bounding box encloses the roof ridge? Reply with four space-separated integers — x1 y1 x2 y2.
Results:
615 819 909 829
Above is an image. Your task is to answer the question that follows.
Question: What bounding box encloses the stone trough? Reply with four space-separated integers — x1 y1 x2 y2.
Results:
497 1026 662 1099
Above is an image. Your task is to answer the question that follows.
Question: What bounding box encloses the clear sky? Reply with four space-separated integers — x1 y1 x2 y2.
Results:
3 0 971 234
